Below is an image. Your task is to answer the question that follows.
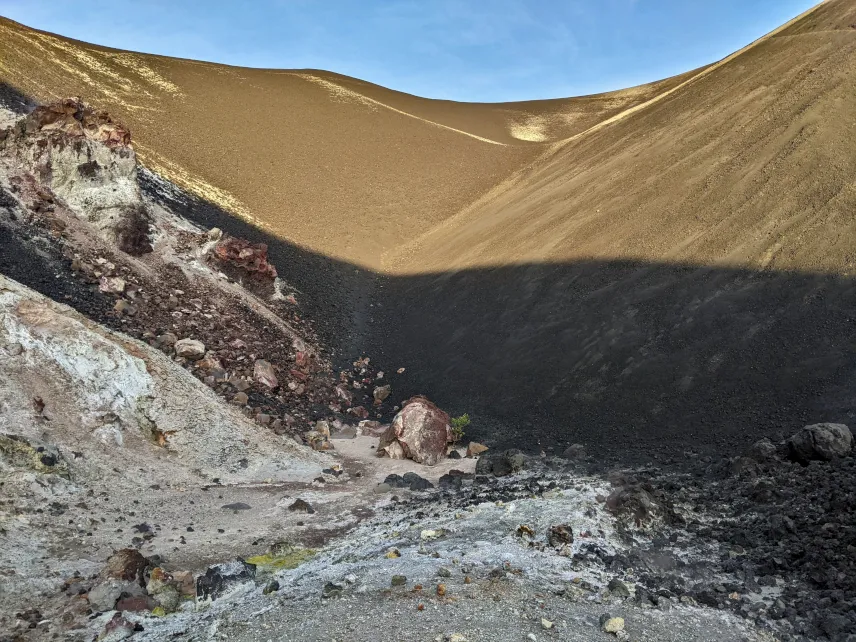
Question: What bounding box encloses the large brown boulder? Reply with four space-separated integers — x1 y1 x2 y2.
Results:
378 396 453 466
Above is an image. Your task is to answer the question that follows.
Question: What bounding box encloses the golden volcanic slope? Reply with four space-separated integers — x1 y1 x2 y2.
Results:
2 2 852 278
0 17 696 268
391 0 856 276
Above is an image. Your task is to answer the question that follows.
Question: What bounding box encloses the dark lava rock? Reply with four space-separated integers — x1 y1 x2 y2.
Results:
562 444 587 459
196 560 256 602
787 423 853 463
288 499 315 514
748 438 779 462
547 524 573 547
608 578 630 598
115 595 156 612
221 502 251 511
439 469 471 489
402 472 434 491
383 472 434 491
383 474 410 489
263 580 280 595
475 450 530 477
101 549 150 585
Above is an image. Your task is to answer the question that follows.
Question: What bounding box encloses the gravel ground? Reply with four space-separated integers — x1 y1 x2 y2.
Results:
205 586 764 642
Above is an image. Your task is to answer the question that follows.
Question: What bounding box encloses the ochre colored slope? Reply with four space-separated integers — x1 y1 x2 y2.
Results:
389 0 856 276
0 17 698 268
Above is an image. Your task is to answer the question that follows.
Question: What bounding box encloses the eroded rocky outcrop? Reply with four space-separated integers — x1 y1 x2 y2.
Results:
0 96 150 254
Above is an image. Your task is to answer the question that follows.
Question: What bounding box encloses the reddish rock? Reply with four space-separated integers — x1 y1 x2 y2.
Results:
348 406 369 419
101 613 135 640
209 236 277 288
379 396 453 466
197 353 224 372
358 420 388 437
253 359 278 389
115 595 156 612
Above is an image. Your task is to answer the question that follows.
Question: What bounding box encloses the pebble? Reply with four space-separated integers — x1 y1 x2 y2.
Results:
114 299 136 315
466 441 489 457
221 502 251 511
391 575 407 587
608 578 630 598
288 499 315 514
174 338 205 360
541 618 553 629
156 333 177 348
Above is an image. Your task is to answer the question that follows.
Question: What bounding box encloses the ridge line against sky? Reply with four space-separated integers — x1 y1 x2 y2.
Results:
0 0 819 102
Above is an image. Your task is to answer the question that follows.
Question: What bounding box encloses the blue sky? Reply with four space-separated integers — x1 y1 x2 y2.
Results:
0 0 818 102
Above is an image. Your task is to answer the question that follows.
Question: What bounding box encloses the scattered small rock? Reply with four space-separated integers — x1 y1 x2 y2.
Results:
608 578 630 598
288 499 315 514
547 524 573 547
466 441 489 457
562 443 586 459
99 276 126 294
174 338 205 360
222 502 251 511
253 359 278 389
196 560 256 602
373 384 391 404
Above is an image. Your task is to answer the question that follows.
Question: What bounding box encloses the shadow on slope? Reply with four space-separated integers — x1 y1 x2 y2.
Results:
0 82 32 113
143 172 856 465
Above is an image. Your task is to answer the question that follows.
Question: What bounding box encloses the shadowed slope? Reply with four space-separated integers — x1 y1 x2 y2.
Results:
0 17 701 268
140 175 856 464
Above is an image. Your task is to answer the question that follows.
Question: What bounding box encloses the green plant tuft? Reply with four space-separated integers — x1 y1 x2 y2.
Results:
450 414 470 442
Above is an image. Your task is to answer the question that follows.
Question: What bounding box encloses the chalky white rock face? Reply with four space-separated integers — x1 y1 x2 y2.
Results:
0 273 323 483
2 98 148 251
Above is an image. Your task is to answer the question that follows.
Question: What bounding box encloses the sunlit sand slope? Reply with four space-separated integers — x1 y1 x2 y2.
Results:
0 17 699 267
389 0 855 276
